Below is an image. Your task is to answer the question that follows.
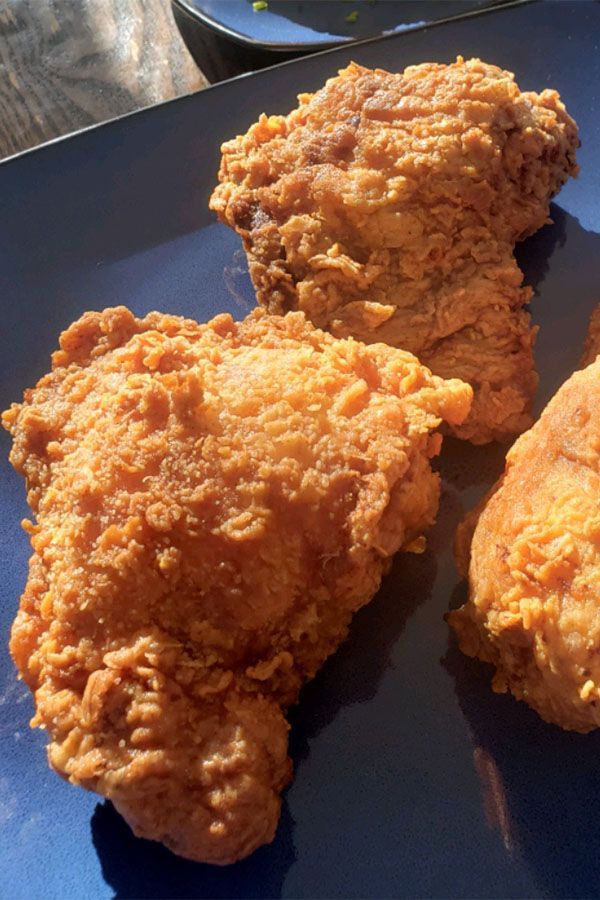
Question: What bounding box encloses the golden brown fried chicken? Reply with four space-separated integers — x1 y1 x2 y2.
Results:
5 306 471 863
210 58 578 444
449 357 600 732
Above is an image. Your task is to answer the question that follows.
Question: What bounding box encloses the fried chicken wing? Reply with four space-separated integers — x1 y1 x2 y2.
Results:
210 58 578 444
5 306 471 863
449 357 600 732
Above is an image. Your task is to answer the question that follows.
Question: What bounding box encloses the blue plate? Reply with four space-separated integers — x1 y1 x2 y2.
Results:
173 0 508 50
2 1 600 897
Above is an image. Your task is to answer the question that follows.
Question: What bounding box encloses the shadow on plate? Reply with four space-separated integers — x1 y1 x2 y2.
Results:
92 542 436 898
92 797 296 900
435 436 509 493
444 602 600 900
289 542 437 759
516 200 570 294
518 205 600 408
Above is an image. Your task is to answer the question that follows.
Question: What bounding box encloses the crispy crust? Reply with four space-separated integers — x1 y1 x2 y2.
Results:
211 58 578 444
5 305 471 862
450 358 600 732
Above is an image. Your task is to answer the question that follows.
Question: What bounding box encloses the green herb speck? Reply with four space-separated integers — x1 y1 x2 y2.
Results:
345 10 359 24
253 0 268 10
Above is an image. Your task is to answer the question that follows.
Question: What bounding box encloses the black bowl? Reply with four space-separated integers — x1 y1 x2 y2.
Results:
171 0 511 82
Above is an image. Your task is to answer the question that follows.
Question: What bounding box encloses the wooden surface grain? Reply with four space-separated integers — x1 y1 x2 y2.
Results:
0 0 208 160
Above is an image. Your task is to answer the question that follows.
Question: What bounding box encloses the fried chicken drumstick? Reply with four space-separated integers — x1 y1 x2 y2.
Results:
210 58 578 444
450 356 600 732
5 306 471 864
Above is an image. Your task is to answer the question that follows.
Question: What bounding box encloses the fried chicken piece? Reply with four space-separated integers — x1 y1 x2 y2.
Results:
449 357 600 732
581 304 600 368
5 306 471 864
210 58 578 444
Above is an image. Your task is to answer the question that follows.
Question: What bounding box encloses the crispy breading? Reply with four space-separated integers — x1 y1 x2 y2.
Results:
5 306 471 863
211 58 578 444
449 358 600 732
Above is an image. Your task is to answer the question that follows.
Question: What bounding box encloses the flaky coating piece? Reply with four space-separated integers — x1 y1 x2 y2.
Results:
211 57 578 444
449 357 600 732
5 306 471 863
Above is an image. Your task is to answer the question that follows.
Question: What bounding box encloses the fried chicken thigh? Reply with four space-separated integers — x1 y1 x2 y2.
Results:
450 357 600 732
210 58 578 444
5 306 471 863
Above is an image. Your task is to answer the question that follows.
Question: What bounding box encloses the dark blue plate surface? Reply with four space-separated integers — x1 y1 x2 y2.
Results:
174 0 507 49
2 2 600 897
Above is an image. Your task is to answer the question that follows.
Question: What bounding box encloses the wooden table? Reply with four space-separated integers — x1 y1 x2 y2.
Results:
0 0 209 160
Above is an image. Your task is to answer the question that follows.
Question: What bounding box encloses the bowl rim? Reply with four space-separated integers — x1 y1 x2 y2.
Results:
171 0 513 53
171 0 343 52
